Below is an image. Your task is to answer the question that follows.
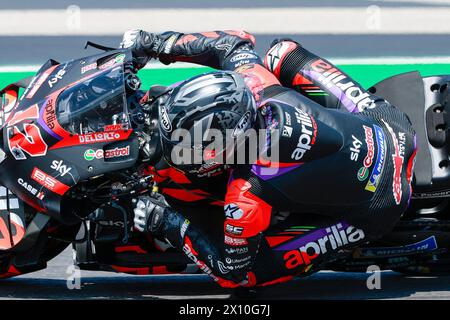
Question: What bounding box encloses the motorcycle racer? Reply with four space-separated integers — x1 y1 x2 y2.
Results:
121 29 417 287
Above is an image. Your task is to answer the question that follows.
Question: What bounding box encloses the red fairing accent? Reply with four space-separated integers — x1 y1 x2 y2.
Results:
0 265 21 279
111 265 151 275
163 188 210 202
224 179 272 238
50 130 132 149
114 245 147 254
258 275 294 287
224 30 256 45
152 266 175 274
154 167 191 184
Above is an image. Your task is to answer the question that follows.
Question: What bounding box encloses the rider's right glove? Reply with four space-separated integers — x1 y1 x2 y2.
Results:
133 193 170 234
120 29 163 70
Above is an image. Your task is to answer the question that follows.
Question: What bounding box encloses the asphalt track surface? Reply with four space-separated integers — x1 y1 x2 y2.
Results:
0 248 447 300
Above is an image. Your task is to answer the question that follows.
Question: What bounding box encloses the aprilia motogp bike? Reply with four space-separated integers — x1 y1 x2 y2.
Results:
0 45 449 282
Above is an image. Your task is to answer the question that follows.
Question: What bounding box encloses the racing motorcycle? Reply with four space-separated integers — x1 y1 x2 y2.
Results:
0 43 449 283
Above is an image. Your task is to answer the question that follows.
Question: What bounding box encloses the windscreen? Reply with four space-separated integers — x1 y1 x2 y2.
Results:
56 66 129 135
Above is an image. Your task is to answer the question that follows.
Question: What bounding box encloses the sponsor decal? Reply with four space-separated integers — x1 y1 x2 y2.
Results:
350 134 362 161
17 178 44 200
365 125 386 192
50 160 72 177
309 59 375 112
225 247 249 255
360 236 438 257
357 125 374 181
98 54 126 70
104 146 130 159
217 260 230 274
84 149 103 161
79 132 121 144
224 235 248 246
276 222 365 269
382 120 405 205
81 62 97 74
230 52 257 63
84 146 130 161
164 35 177 54
159 105 172 132
180 219 190 239
26 66 57 99
43 98 57 130
104 124 125 131
285 112 291 126
291 108 318 161
31 167 70 196
47 67 66 88
224 203 244 220
183 237 219 282
225 224 244 236
282 126 293 138
233 111 252 137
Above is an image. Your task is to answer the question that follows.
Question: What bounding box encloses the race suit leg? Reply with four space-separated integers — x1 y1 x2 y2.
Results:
263 40 384 113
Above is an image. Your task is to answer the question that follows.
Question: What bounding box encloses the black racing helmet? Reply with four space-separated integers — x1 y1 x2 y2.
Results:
158 71 257 176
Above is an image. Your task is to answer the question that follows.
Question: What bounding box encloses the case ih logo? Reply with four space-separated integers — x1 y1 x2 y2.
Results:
31 168 70 196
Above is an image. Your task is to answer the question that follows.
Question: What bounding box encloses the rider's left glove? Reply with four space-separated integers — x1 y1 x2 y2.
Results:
120 29 163 70
133 193 169 234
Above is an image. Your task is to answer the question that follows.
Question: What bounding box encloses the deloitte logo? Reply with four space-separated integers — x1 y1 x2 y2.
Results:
84 149 103 161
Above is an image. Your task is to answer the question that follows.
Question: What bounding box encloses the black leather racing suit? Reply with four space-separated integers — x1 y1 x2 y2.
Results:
143 31 417 287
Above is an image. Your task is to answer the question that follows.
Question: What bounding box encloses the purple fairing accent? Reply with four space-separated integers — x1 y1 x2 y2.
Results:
168 81 183 89
38 99 62 140
275 222 351 251
302 70 358 113
251 163 302 181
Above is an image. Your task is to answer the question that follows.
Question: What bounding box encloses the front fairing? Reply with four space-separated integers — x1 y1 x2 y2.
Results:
0 50 140 224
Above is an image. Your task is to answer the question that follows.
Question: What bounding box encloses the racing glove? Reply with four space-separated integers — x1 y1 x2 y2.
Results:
120 29 164 69
133 193 170 234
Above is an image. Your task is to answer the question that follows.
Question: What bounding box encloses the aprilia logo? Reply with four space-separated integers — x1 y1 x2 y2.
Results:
310 59 375 112
277 222 365 269
291 108 317 161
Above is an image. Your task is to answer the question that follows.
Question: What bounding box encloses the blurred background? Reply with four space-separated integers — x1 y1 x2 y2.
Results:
1 0 450 89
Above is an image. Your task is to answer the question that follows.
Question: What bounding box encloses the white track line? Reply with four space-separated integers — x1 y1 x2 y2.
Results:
1 56 450 73
2 7 450 35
